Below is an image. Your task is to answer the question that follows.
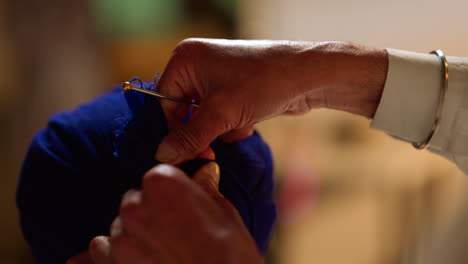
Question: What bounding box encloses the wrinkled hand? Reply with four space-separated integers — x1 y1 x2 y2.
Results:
67 162 263 264
154 38 387 164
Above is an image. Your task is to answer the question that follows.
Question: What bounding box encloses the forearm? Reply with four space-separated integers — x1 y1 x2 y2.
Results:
299 42 388 118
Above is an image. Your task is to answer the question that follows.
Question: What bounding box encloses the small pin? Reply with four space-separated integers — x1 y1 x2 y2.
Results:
123 81 199 108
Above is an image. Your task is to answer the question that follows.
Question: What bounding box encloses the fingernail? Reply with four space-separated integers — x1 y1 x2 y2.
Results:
201 161 220 185
155 140 179 163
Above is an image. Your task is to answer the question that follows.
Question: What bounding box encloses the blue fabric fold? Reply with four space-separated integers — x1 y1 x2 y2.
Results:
17 82 276 264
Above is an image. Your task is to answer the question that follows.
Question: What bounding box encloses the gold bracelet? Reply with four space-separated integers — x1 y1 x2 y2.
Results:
412 49 449 149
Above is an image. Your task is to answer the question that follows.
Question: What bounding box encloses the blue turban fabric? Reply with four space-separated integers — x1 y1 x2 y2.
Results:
17 82 277 264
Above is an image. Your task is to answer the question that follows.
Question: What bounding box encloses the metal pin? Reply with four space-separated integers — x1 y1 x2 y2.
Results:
123 82 199 108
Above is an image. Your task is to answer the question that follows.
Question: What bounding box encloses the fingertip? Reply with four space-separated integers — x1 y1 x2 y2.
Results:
155 105 228 164
197 146 215 160
89 236 111 264
155 136 213 165
193 161 221 195
89 236 109 252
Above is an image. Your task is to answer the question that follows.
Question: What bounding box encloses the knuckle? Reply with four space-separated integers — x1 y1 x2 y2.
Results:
88 236 110 259
119 198 143 223
142 167 161 188
173 38 209 60
143 165 187 197
177 38 209 51
143 164 176 187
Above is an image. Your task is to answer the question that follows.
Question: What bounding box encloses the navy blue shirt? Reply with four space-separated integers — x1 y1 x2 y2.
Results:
17 83 277 264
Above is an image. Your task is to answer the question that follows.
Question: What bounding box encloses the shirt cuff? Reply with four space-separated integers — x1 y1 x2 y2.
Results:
370 48 441 144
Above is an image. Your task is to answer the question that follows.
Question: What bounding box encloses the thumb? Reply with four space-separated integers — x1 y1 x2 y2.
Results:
192 161 222 199
155 106 228 164
192 161 242 219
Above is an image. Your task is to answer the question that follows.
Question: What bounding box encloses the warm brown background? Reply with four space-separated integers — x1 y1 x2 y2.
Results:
1 0 468 263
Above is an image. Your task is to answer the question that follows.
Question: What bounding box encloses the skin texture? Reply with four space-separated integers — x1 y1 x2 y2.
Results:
68 39 388 264
67 162 263 264
154 39 388 164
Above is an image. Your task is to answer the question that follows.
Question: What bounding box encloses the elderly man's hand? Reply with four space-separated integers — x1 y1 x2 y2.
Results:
67 162 263 264
154 38 388 164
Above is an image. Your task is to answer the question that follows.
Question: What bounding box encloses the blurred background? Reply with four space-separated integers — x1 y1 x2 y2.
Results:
1 0 468 263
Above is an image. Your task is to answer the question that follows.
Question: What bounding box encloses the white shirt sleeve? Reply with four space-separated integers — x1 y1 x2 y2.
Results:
371 48 468 174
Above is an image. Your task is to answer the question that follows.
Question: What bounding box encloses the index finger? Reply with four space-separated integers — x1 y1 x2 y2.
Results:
156 46 202 126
